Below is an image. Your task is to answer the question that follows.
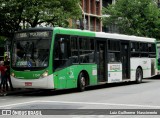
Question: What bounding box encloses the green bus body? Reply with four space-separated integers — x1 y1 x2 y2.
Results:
11 27 98 90
10 27 156 90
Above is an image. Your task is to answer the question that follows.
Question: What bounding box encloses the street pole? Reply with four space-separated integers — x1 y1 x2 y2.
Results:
78 3 87 30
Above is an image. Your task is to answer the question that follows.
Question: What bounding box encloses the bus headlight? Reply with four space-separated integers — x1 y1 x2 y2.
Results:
41 71 48 78
11 72 15 77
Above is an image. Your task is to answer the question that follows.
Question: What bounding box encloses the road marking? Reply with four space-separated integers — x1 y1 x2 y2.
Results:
0 101 37 108
35 100 160 108
0 99 6 101
71 115 121 118
1 100 160 109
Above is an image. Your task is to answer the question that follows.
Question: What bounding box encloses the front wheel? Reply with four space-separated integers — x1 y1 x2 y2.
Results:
77 72 86 92
136 68 143 84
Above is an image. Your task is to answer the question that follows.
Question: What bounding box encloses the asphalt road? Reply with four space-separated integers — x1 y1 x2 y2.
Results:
0 78 160 118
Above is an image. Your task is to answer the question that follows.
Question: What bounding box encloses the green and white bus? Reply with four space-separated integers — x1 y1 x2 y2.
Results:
10 27 156 91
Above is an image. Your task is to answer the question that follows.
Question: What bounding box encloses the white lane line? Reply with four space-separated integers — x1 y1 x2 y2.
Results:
36 100 160 108
71 116 121 118
1 100 160 109
0 101 37 108
1 99 6 100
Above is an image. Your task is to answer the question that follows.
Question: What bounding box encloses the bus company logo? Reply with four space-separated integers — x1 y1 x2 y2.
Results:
69 71 74 78
110 65 120 71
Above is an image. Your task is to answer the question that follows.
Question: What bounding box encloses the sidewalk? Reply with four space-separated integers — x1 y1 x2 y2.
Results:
0 79 29 96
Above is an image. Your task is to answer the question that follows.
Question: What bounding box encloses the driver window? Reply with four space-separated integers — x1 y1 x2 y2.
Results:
53 34 71 71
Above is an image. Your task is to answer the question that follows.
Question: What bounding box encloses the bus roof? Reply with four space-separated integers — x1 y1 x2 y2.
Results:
16 27 156 43
55 27 95 37
56 27 155 43
95 32 155 43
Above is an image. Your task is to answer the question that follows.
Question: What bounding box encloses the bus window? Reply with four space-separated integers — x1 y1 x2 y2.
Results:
79 37 95 63
108 40 120 63
131 42 140 57
108 52 120 62
140 43 148 57
12 38 51 68
148 43 156 58
53 35 71 71
70 37 79 63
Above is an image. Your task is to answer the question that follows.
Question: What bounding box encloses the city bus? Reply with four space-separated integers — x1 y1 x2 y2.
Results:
10 27 156 91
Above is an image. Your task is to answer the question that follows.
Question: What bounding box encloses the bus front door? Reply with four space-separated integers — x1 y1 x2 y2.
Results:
97 41 107 82
121 42 130 79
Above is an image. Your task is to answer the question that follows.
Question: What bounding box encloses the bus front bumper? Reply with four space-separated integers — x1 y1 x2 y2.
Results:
10 74 54 89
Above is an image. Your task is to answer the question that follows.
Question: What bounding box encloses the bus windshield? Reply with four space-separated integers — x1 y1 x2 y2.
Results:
12 37 51 69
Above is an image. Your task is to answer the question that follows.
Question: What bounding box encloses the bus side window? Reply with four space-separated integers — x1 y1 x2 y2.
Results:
53 34 71 71
79 37 95 63
108 40 120 63
131 42 140 57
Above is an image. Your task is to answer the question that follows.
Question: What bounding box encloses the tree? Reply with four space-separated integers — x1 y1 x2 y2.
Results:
0 36 5 47
103 0 160 39
0 0 81 39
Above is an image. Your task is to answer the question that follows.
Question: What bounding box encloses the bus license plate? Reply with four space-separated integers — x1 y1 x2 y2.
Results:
25 82 32 86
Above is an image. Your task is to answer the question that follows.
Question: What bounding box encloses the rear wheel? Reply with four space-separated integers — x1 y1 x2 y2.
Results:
77 72 86 92
136 68 143 84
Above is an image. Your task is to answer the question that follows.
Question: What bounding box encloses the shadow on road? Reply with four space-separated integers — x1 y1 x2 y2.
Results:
145 75 160 80
9 80 151 97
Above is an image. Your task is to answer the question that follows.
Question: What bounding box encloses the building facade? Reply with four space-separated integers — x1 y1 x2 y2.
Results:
79 0 116 32
69 0 116 32
80 0 102 32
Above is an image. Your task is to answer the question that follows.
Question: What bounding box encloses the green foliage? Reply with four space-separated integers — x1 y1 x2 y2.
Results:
103 0 160 39
0 36 5 46
0 0 81 39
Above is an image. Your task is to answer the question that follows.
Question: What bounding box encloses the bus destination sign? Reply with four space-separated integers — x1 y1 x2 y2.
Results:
15 31 51 39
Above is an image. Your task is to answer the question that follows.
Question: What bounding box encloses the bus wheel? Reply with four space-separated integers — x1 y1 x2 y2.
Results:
77 72 86 92
136 68 143 84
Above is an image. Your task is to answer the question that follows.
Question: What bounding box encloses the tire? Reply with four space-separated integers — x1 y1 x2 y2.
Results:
77 72 86 92
136 68 143 84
